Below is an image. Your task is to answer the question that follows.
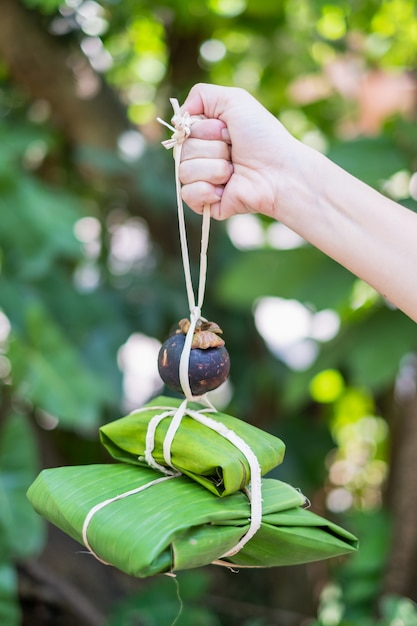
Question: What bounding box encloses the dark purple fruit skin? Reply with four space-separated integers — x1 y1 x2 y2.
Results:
158 333 230 396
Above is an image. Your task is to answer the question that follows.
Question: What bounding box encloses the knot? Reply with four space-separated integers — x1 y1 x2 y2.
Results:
157 99 194 150
190 306 201 324
170 111 192 142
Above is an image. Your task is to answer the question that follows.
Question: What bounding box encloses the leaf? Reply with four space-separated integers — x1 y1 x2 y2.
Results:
0 562 20 626
0 176 81 280
345 308 417 389
7 301 115 429
0 121 54 181
215 248 356 311
0 413 45 560
0 499 20 626
283 307 417 409
380 595 417 625
21 0 63 14
27 463 357 577
1 271 125 416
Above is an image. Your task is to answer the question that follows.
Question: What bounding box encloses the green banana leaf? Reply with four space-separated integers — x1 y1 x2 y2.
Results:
27 463 358 577
100 396 286 496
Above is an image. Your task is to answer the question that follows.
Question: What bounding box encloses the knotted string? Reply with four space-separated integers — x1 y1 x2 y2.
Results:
157 98 211 402
82 100 263 568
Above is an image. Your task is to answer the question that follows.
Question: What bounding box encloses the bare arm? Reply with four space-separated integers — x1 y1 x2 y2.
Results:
281 146 417 320
179 83 417 322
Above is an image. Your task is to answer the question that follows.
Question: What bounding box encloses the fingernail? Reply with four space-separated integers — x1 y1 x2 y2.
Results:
215 186 224 197
221 128 231 143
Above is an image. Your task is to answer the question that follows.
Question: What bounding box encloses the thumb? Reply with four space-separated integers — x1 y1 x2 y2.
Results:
182 83 234 120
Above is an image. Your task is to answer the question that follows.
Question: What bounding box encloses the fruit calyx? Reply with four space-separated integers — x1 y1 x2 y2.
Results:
176 318 225 350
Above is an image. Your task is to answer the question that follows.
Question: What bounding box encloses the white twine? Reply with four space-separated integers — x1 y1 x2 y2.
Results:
81 473 179 565
82 100 263 567
138 398 263 559
158 98 211 402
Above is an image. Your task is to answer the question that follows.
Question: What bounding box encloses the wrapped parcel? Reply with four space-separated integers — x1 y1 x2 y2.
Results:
27 395 358 575
27 463 358 577
99 396 286 496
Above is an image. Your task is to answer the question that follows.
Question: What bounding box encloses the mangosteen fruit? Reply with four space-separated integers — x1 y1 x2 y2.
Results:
158 318 230 396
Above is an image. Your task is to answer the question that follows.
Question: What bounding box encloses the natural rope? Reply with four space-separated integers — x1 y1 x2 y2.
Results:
157 98 211 402
81 473 179 565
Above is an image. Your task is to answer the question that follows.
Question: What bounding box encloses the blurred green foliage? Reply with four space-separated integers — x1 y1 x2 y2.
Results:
1 0 417 624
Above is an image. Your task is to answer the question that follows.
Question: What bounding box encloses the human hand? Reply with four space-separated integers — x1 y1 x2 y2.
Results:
177 86 417 323
179 83 309 221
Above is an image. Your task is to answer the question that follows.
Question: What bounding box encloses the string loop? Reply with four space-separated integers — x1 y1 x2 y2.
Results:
158 98 211 401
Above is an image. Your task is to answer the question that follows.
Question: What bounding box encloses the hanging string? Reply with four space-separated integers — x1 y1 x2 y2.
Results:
157 100 210 314
157 99 211 402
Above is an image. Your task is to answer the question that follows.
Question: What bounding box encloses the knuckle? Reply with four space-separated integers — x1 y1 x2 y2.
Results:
214 160 232 184
178 160 192 184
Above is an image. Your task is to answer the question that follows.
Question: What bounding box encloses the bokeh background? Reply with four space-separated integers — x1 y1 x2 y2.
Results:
1 1 417 624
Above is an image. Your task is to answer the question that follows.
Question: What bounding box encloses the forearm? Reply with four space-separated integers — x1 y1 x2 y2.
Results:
278 145 417 322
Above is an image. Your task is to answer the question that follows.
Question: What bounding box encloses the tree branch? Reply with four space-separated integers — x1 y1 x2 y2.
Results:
20 560 106 626
0 0 130 151
382 365 417 596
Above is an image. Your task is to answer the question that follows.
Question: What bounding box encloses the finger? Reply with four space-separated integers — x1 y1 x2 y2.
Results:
188 118 226 141
181 181 224 212
179 158 233 186
181 138 230 161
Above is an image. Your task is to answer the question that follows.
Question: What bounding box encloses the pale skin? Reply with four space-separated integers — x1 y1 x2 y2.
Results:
179 83 417 323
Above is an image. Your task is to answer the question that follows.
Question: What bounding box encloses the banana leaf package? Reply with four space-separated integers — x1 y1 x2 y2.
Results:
99 395 286 496
27 396 358 577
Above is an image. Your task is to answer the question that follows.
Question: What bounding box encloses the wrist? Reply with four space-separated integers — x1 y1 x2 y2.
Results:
270 139 321 225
